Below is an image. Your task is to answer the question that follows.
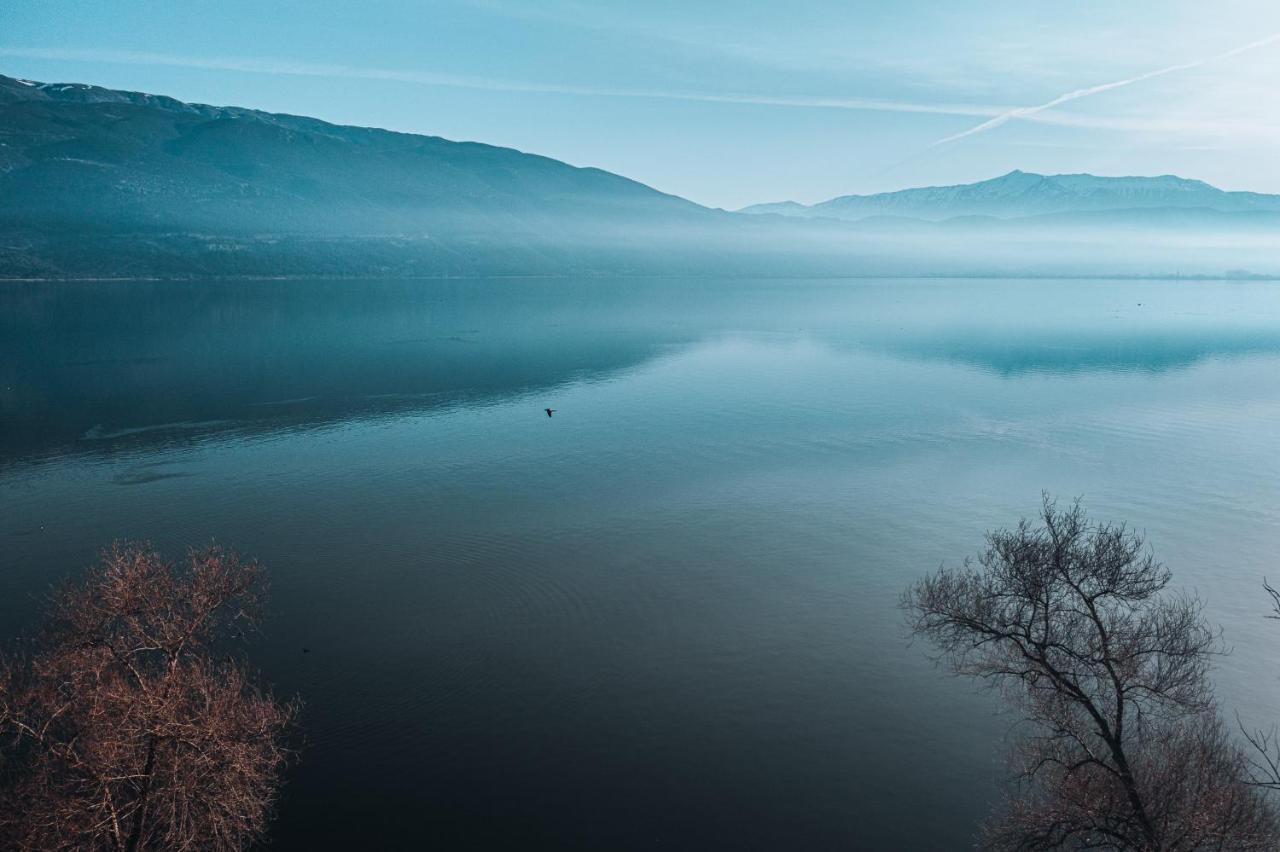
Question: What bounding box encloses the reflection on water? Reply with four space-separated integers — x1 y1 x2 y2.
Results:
884 329 1280 374
4 278 1280 466
0 279 679 464
2 278 1279 850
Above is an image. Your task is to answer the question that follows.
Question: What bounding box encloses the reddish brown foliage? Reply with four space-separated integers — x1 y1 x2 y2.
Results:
0 543 296 851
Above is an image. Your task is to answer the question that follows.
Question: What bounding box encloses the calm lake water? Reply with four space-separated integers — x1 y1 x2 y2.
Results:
2 277 1279 850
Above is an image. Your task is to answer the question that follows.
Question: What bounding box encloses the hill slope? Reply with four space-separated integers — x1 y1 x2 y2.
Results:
3 74 1280 280
0 73 738 277
740 170 1280 222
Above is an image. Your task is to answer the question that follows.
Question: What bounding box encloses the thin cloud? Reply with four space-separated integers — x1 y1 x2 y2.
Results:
931 31 1280 147
8 44 1274 143
0 46 1008 119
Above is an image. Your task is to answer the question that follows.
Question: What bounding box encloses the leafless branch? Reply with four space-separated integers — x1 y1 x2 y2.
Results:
904 496 1279 850
0 542 297 851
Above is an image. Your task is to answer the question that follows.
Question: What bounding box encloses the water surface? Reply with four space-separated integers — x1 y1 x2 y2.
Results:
2 277 1279 850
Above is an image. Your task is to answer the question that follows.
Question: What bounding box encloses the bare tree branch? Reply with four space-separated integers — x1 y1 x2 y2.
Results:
904 496 1279 851
0 542 297 852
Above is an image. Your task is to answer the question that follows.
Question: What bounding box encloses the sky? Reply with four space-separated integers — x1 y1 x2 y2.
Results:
3 0 1280 209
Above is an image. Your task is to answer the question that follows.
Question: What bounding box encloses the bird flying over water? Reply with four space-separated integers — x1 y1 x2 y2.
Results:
545 408 555 418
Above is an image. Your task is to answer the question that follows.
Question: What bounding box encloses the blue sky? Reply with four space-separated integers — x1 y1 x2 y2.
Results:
3 0 1280 208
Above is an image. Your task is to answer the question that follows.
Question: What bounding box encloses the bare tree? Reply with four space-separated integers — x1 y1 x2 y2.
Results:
1240 581 1280 793
904 496 1278 851
0 542 297 851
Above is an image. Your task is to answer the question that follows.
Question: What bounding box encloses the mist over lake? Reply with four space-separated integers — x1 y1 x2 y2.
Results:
3 277 1278 850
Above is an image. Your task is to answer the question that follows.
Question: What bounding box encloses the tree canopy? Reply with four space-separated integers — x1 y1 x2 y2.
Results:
0 543 296 851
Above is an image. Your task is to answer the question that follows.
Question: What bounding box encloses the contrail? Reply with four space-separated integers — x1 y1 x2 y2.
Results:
0 46 1005 120
931 30 1280 147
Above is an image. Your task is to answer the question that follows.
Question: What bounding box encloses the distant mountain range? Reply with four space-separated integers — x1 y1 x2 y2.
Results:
2 72 1279 279
739 170 1280 222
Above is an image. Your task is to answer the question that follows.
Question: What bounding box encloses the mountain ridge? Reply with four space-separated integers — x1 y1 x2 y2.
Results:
3 72 1280 280
740 170 1280 222
0 72 757 277
0 74 694 199
0 73 714 234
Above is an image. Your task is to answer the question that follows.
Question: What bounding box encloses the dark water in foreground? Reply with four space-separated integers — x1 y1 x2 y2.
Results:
2 277 1279 850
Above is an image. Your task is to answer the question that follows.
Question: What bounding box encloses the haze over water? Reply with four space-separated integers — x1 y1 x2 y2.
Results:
2 277 1279 850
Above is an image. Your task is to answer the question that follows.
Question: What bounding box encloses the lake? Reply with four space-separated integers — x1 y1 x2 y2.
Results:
2 277 1279 850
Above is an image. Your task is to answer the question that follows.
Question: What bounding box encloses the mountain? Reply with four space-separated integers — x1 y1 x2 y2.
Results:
2 73 1279 280
740 170 1280 222
0 73 746 277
